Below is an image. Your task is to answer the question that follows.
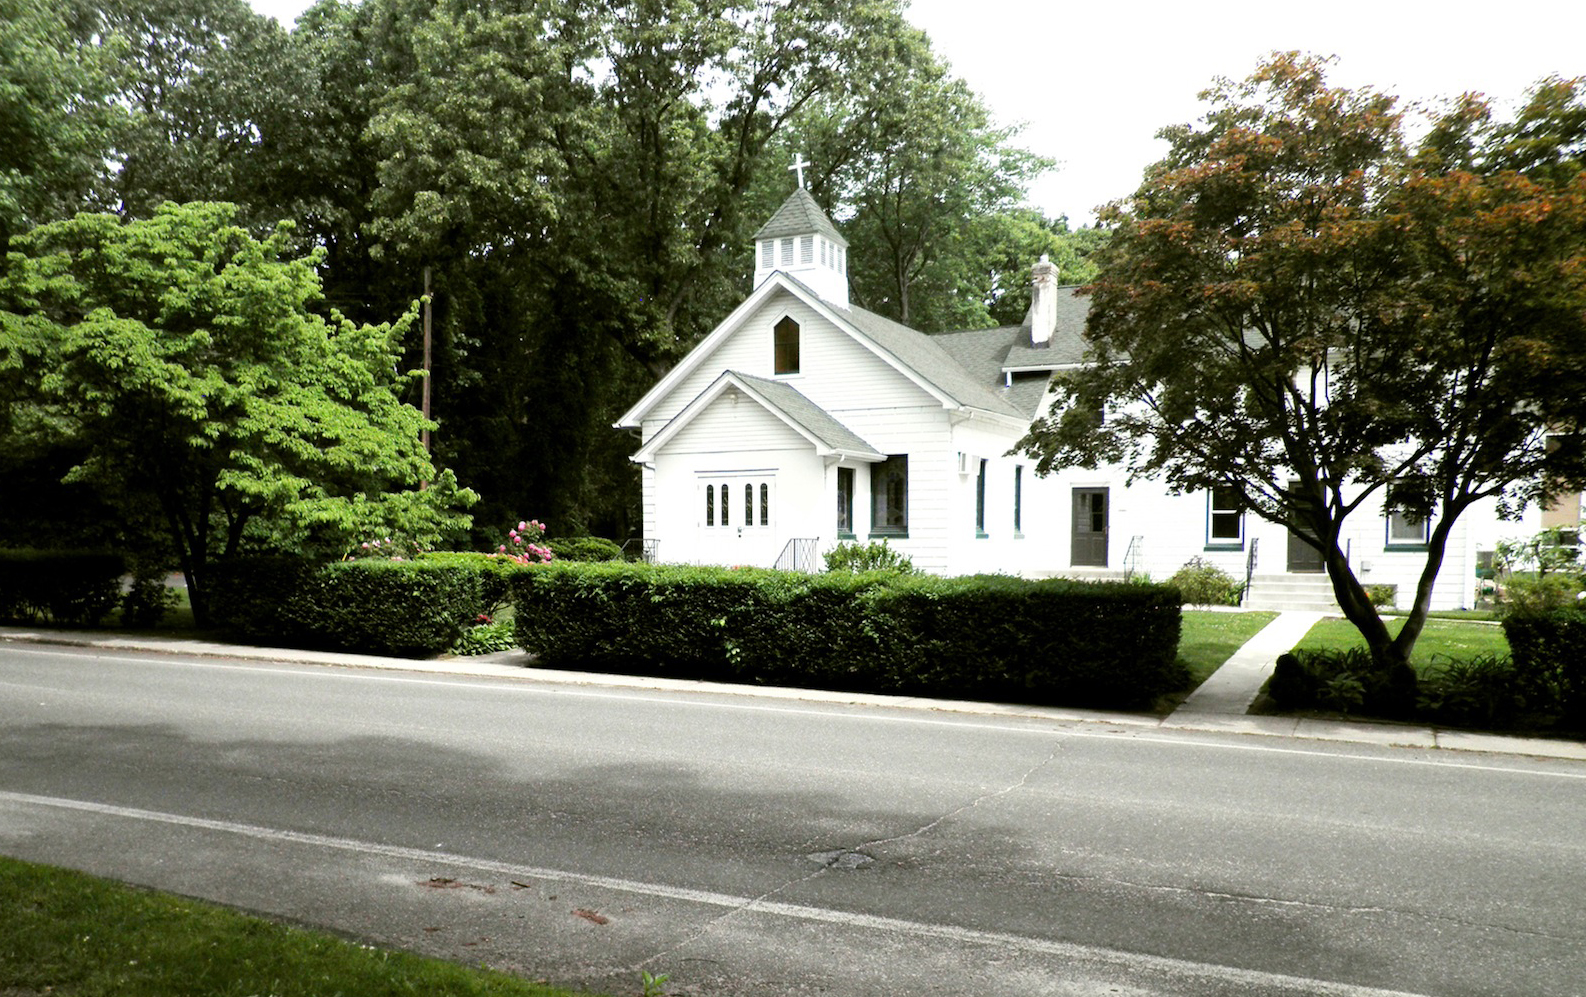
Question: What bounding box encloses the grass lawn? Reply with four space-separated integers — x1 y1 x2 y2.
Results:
1293 616 1510 676
1177 610 1280 687
0 856 613 997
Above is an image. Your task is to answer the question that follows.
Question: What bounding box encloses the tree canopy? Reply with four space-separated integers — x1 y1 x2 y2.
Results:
0 202 474 621
0 0 1069 550
1018 53 1586 666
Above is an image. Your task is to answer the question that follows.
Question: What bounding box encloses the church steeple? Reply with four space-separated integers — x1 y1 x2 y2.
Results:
752 178 849 308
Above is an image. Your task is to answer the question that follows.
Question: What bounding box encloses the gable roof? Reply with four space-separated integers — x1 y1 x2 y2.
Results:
632 370 883 464
616 272 1080 431
753 188 848 247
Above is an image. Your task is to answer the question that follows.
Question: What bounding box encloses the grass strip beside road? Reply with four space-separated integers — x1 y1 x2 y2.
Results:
0 856 609 997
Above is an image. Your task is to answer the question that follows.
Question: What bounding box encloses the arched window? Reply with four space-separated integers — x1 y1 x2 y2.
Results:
774 316 799 375
705 484 714 526
720 483 729 526
760 483 769 525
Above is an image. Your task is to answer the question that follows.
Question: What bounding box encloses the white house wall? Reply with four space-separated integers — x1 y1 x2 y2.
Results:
1019 459 1491 610
650 392 827 567
646 292 938 431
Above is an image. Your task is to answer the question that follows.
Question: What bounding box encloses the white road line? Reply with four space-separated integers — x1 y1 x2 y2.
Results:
1 788 1433 997
7 645 1586 780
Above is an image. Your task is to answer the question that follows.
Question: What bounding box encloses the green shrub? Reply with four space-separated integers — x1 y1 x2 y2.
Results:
1166 557 1242 606
417 551 525 615
120 572 179 628
1262 646 1417 718
0 549 126 626
510 564 1184 708
546 537 623 562
1502 607 1586 724
1365 583 1398 608
823 540 916 574
209 557 482 656
1502 574 1584 615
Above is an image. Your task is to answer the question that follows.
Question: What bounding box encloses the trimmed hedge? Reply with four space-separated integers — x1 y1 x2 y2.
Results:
416 551 525 612
209 557 483 656
546 537 623 562
1502 608 1586 723
0 549 126 626
510 563 1184 708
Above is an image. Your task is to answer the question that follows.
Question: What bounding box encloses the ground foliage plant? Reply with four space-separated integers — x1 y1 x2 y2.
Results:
0 202 475 624
510 563 1185 709
1018 54 1586 672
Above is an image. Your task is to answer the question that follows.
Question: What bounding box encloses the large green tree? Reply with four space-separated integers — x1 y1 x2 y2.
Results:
1018 54 1586 668
0 202 474 622
774 22 1050 331
0 0 125 252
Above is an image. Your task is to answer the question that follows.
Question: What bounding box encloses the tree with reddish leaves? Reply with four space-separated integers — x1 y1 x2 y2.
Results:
1019 53 1586 668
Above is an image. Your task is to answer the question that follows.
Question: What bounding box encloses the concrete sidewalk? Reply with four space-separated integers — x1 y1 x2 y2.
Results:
1172 611 1325 716
4 623 1585 763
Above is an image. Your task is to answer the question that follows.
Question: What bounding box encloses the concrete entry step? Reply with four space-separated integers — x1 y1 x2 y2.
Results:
1244 573 1340 612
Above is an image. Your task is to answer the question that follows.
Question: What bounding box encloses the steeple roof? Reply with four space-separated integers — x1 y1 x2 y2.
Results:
753 188 847 246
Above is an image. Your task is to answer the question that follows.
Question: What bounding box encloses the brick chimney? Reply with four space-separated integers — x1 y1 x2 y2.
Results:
1030 254 1058 346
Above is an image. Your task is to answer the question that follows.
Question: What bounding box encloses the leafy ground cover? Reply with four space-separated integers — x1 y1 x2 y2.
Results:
1293 616 1509 677
0 856 612 997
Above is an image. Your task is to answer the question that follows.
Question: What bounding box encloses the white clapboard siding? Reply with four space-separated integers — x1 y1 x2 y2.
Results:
665 393 812 455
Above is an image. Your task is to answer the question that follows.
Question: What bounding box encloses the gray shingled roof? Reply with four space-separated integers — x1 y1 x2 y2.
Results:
729 372 881 458
831 303 1030 420
1001 286 1090 370
753 188 848 246
930 326 1051 420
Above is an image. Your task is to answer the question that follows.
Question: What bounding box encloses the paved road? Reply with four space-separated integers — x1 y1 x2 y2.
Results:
2 643 1583 996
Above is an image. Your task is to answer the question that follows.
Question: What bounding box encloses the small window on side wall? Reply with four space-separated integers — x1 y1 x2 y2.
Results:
1386 486 1431 547
1207 485 1244 548
774 316 799 375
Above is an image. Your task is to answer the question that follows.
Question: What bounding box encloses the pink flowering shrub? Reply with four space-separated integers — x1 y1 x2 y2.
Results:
495 519 554 565
344 535 430 561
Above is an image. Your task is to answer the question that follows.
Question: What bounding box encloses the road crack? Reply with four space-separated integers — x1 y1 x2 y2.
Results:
631 738 1063 972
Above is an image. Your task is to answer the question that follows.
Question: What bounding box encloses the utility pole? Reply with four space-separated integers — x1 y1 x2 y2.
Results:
421 267 433 489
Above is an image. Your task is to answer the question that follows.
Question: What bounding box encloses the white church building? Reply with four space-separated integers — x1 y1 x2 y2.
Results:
615 187 1572 610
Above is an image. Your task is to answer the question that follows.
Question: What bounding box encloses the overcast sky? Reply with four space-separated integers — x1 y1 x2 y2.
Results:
248 0 1586 223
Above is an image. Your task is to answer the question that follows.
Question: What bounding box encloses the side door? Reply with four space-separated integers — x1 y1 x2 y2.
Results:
1071 487 1109 567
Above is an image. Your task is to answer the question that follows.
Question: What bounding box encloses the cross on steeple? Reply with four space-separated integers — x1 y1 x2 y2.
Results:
788 154 811 189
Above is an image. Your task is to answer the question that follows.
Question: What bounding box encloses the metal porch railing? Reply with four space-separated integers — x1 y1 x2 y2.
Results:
773 537 820 573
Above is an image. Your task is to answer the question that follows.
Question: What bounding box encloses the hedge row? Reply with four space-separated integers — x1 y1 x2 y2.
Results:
1502 608 1586 723
509 563 1184 708
0 549 126 627
208 557 485 656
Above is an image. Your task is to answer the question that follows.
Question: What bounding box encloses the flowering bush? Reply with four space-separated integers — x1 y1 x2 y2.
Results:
495 519 554 565
344 535 430 561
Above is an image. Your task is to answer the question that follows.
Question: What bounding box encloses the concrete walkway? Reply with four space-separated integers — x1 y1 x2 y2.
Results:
1172 611 1325 716
4 623 1585 763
